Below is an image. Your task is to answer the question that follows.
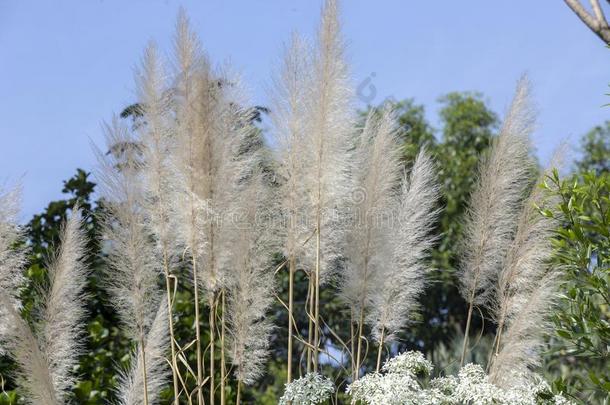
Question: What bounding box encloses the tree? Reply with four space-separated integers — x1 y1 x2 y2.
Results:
575 120 610 175
543 122 610 403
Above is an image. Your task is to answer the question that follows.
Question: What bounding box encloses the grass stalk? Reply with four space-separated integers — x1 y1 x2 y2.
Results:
192 255 205 405
354 307 365 379
220 289 226 405
209 295 216 405
307 275 314 372
235 380 242 405
460 296 475 367
287 255 295 383
163 254 180 404
140 335 150 405
313 219 321 371
375 329 385 373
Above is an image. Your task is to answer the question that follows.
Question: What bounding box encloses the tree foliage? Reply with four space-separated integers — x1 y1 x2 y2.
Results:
544 135 610 402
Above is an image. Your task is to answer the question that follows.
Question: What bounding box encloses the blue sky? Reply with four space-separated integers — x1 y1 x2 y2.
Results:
0 0 608 219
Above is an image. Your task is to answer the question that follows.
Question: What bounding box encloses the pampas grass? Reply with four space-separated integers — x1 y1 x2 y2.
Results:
39 207 89 400
458 77 536 365
340 106 403 378
365 149 441 371
270 32 312 384
135 41 181 402
0 199 88 405
0 4 570 404
489 271 560 389
118 298 170 405
170 12 258 403
170 12 208 402
224 172 276 404
0 187 26 313
297 0 353 371
488 164 562 366
96 117 166 405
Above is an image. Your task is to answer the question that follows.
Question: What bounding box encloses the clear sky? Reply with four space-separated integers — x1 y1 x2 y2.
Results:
0 0 608 219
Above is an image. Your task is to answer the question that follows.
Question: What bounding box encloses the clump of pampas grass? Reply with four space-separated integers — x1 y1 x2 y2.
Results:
458 76 537 365
0 192 89 405
96 118 169 405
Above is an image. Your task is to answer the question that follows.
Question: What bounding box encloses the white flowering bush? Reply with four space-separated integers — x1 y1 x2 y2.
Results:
346 351 572 405
279 372 335 405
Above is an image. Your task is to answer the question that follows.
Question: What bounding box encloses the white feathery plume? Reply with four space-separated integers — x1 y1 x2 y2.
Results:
490 161 563 361
96 117 168 404
135 41 181 402
300 0 353 284
0 203 88 405
118 298 170 405
489 271 560 389
169 13 209 401
170 11 258 401
271 32 312 270
1 302 58 405
136 42 177 263
366 149 440 350
298 0 354 371
96 117 160 342
171 12 252 297
269 32 312 383
459 77 536 364
224 172 276 387
39 207 89 402
341 107 403 316
340 107 403 377
170 10 208 273
0 187 46 403
0 186 26 313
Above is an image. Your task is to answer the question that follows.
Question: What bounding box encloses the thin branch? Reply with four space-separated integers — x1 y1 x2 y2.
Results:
564 0 610 43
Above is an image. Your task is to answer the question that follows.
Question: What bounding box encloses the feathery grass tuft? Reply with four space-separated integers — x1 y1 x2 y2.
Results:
39 207 89 401
0 202 88 405
118 298 170 405
225 172 276 388
459 76 537 364
341 106 403 377
366 149 441 352
489 271 560 389
96 117 160 341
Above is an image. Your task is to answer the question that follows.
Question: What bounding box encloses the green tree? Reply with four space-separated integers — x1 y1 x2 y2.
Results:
575 120 610 175
543 124 610 403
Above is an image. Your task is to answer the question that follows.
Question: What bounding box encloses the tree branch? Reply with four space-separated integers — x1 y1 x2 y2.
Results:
590 0 608 24
564 0 610 43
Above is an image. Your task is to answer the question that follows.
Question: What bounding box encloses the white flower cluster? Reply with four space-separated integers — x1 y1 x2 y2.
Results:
346 351 572 405
279 372 335 405
382 351 434 377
